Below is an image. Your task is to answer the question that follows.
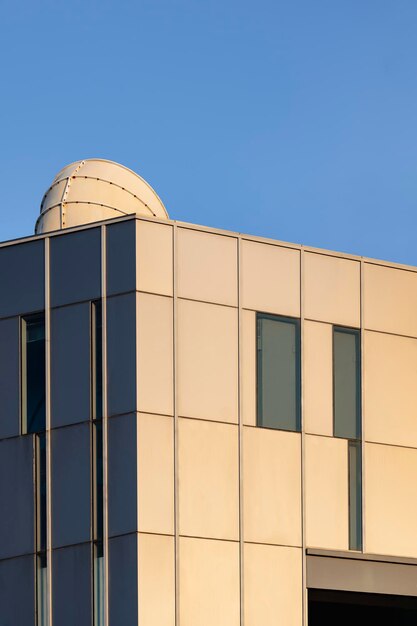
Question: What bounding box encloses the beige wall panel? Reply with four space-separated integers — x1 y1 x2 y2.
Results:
178 300 238 423
138 533 175 626
136 220 173 296
243 427 302 546
304 321 333 436
242 310 256 426
137 293 174 416
177 228 238 306
304 252 360 326
179 418 239 540
365 443 417 558
179 537 240 626
305 435 349 550
244 544 302 626
138 414 174 535
364 331 417 447
364 263 417 337
241 240 300 316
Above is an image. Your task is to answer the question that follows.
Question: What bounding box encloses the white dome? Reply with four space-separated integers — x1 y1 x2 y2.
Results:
35 158 169 234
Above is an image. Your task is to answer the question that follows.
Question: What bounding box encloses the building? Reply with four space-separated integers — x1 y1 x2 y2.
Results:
1 158 417 626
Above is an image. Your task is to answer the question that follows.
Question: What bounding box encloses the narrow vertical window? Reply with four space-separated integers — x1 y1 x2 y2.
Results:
333 326 362 551
35 433 48 626
22 314 46 434
333 327 361 439
257 314 301 432
92 301 103 421
92 301 104 626
348 441 362 551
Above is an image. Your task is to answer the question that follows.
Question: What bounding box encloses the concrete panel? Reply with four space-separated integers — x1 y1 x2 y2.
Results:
304 321 333 436
0 554 35 626
138 533 175 626
53 544 91 626
305 435 349 551
178 418 239 540
50 228 101 307
241 240 300 316
52 423 91 548
179 537 240 626
304 252 360 326
0 435 34 559
364 331 417 447
242 310 256 426
109 533 138 626
51 303 91 428
243 427 302 546
0 317 20 438
244 544 302 626
108 414 137 537
365 443 417 557
107 292 136 417
0 240 44 319
138 413 174 535
178 299 238 423
177 228 238 305
106 219 136 296
364 263 417 337
137 293 173 416
137 220 173 296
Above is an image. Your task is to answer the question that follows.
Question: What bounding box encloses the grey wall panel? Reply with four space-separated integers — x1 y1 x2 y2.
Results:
0 555 35 626
0 435 34 559
109 534 138 626
52 423 91 548
0 240 44 319
51 303 91 428
307 553 417 597
106 220 136 296
0 317 20 438
107 293 136 417
53 544 92 626
50 228 101 307
108 414 137 537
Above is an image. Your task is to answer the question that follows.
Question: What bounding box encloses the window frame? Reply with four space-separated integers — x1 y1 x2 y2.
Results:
20 311 46 435
256 312 301 432
332 325 361 441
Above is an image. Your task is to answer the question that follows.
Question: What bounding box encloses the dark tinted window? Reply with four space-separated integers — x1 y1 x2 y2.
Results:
333 327 361 439
22 314 46 433
257 314 301 431
348 440 363 551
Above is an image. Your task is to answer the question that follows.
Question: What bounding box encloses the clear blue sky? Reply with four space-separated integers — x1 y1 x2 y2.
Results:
1 0 417 265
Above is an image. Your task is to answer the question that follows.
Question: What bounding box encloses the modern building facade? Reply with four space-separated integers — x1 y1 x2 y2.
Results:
2 159 417 625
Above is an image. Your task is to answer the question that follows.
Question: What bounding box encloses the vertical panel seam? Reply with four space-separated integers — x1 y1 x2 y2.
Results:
173 223 179 626
45 237 52 626
360 258 366 554
101 225 109 626
238 236 244 626
301 246 307 626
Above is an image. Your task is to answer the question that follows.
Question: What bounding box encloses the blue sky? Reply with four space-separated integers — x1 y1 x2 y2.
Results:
1 1 417 265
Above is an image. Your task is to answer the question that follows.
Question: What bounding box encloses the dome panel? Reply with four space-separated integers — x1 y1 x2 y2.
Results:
36 159 168 234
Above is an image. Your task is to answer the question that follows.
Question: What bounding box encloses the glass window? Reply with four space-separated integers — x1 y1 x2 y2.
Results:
21 313 46 434
92 300 104 626
257 314 301 431
36 433 47 553
348 440 362 551
36 433 48 626
92 301 103 421
333 327 361 439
